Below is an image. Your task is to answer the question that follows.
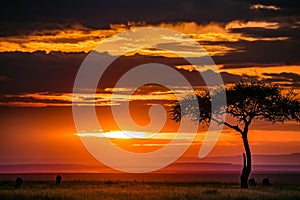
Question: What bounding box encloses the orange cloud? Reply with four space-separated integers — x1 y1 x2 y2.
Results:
1 87 183 107
250 4 281 11
0 21 288 56
219 65 300 80
225 21 280 29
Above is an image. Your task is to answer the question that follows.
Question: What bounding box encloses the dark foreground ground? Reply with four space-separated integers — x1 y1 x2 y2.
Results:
0 180 300 200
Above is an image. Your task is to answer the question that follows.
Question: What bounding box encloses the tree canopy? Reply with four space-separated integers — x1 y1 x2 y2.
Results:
170 82 300 188
171 82 300 134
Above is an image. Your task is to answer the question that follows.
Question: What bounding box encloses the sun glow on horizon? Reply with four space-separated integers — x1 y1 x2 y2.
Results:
75 130 158 139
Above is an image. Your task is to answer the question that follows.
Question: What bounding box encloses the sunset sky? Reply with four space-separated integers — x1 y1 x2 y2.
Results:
0 0 299 173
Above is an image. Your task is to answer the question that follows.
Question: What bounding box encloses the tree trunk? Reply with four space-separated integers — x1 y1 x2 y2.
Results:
240 134 252 188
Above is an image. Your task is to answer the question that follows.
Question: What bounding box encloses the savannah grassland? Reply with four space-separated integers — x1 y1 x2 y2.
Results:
0 180 300 200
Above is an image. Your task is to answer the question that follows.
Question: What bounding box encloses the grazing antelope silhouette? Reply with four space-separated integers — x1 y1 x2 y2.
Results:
248 178 257 186
56 175 62 185
15 177 23 189
262 177 271 186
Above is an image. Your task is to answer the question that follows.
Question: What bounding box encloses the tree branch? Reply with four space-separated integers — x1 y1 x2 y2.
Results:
211 116 244 134
211 116 224 125
224 122 243 134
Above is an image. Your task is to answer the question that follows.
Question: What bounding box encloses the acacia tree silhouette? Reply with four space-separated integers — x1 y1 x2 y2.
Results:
170 82 300 188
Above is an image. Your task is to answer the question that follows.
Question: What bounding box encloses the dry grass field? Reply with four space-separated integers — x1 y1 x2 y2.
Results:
0 180 299 200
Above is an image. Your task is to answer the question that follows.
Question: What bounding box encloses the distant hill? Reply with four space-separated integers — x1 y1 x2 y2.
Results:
165 153 300 172
179 153 300 165
0 153 299 174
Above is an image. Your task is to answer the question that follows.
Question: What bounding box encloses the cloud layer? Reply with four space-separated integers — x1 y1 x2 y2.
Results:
0 0 299 106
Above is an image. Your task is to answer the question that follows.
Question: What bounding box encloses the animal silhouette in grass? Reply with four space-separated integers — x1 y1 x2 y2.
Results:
248 178 256 186
262 177 271 186
15 177 23 189
56 175 62 185
170 82 300 188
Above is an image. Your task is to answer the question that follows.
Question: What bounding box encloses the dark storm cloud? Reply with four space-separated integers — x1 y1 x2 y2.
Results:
0 51 253 96
0 0 286 36
214 39 300 68
230 26 300 41
0 95 71 105
220 71 257 83
0 51 86 94
251 0 300 16
262 72 300 87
